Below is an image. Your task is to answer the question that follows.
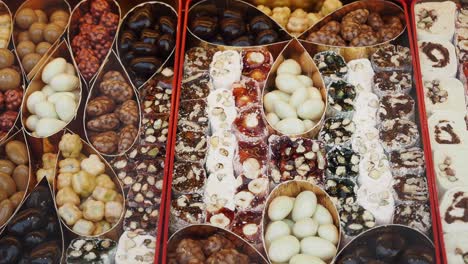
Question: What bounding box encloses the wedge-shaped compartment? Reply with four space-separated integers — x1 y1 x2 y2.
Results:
0 177 64 264
27 130 62 186
262 180 341 263
21 40 82 138
116 1 178 89
53 131 125 238
68 0 121 85
0 48 25 143
167 224 268 263
12 0 71 79
83 51 141 157
262 39 327 138
187 0 291 47
0 1 12 49
299 0 407 61
0 129 32 229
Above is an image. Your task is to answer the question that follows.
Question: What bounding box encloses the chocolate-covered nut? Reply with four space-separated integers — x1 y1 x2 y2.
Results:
140 29 160 45
157 34 174 57
24 230 48 249
91 131 119 155
29 241 62 264
130 57 162 77
43 23 62 43
99 80 134 103
132 42 158 56
87 113 120 132
211 35 225 45
17 41 35 59
0 68 21 91
127 5 154 32
123 51 136 63
255 29 278 45
35 42 51 55
375 233 406 260
119 31 136 53
25 186 53 210
220 18 245 41
22 53 41 73
45 216 60 236
191 16 217 40
231 36 253 46
250 15 273 34
223 9 242 20
159 16 175 36
0 236 21 264
16 8 38 30
118 125 138 153
8 208 47 236
86 96 115 117
0 49 14 68
28 22 46 43
116 100 138 125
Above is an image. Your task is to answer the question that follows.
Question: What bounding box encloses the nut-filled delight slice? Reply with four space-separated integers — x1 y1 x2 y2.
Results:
22 41 81 138
84 51 140 156
414 1 457 41
68 0 120 83
66 237 117 263
13 0 70 76
117 2 177 88
0 178 64 264
55 132 125 237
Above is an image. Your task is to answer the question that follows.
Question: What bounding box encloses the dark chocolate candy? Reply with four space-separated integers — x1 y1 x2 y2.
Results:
0 236 21 264
24 231 48 249
140 29 160 45
159 16 176 36
220 18 245 41
191 16 218 39
250 15 273 34
8 209 47 236
157 34 175 57
127 5 154 32
119 31 136 53
29 240 62 264
255 29 278 45
25 186 53 211
230 36 253 46
132 42 158 56
130 57 162 77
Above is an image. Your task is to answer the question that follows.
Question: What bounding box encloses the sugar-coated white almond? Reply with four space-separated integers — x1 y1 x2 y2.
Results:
41 85 55 97
265 221 291 246
276 74 305 94
293 218 318 238
303 119 316 131
275 118 305 135
277 59 302 75
268 196 294 221
292 191 317 221
289 87 308 108
308 87 322 100
283 219 295 230
42 57 67 84
313 205 333 225
266 112 280 125
26 115 39 131
297 99 325 120
297 75 313 87
300 236 337 261
35 118 66 137
271 90 290 102
264 92 281 113
55 96 76 122
274 101 297 119
65 63 76 75
48 92 75 104
318 224 339 245
35 101 57 119
268 235 300 263
290 254 326 264
27 91 46 114
50 73 79 92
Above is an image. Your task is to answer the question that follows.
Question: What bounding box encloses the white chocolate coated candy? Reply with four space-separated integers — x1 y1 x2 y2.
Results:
290 254 326 264
318 224 339 245
289 86 308 108
274 101 297 119
277 59 302 75
297 75 313 87
268 196 294 221
300 237 337 261
276 73 305 94
50 73 79 92
297 99 325 120
307 87 322 100
266 113 280 125
293 218 318 238
265 221 291 246
27 91 46 114
35 101 57 119
26 115 39 131
264 92 281 113
292 191 317 221
313 205 333 225
268 235 300 263
275 118 305 135
35 118 66 137
55 96 77 122
42 57 67 84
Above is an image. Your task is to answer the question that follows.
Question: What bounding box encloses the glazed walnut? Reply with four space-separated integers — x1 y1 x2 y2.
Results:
175 239 206 264
202 234 235 256
5 89 23 111
77 48 100 80
367 12 384 30
91 131 119 154
116 100 138 125
341 21 361 41
91 0 110 17
86 96 115 117
0 111 17 131
118 125 138 153
99 80 134 103
87 113 120 132
100 12 119 33
320 21 341 34
103 71 125 82
343 9 369 24
351 31 379 46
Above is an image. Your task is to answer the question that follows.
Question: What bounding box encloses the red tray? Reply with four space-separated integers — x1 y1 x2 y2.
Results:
160 0 445 263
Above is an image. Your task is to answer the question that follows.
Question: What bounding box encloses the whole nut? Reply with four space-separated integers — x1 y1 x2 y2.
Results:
99 80 134 103
116 100 139 125
118 125 138 153
86 96 115 117
91 131 119 154
87 113 120 132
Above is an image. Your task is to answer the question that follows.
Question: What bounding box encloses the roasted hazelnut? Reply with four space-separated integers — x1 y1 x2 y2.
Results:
0 49 14 68
34 10 48 23
16 8 38 30
28 22 46 43
0 68 21 91
35 41 51 55
17 31 30 42
22 53 41 73
50 10 69 24
43 23 63 43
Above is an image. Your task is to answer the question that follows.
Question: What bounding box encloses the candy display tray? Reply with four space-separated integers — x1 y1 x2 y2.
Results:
160 0 445 263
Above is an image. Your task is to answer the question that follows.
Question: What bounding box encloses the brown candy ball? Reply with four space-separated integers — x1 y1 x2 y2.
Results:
50 10 69 24
43 23 62 43
0 49 14 69
22 52 41 73
16 41 35 58
34 10 48 23
0 68 21 91
28 22 46 43
17 31 30 42
35 42 51 55
15 8 38 30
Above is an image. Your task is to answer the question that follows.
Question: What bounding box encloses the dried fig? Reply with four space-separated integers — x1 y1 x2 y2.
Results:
91 131 119 155
87 113 120 132
118 125 138 153
86 96 115 117
116 100 139 126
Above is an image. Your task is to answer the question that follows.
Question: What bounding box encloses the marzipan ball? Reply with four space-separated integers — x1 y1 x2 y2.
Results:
34 10 48 23
36 42 51 55
17 41 35 58
28 22 46 43
16 8 38 30
0 68 21 90
17 31 30 42
43 23 62 43
0 49 15 68
22 52 41 73
50 10 69 24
